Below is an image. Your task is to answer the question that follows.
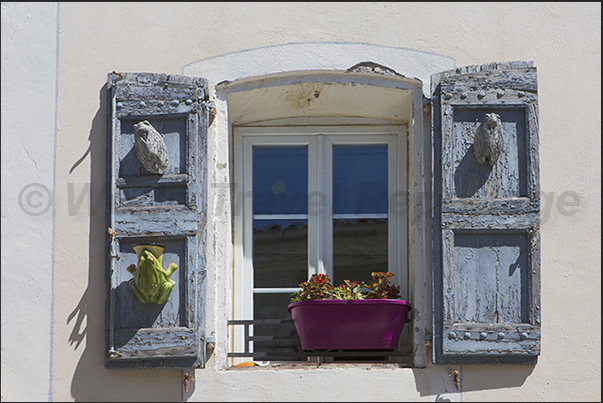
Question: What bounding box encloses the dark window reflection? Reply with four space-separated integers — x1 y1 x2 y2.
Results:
254 293 302 360
333 218 388 285
253 220 308 288
333 145 389 285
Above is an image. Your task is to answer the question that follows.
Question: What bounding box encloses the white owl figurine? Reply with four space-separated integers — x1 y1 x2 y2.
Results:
133 120 169 174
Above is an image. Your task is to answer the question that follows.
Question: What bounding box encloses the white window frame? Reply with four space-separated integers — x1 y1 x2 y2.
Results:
232 125 408 358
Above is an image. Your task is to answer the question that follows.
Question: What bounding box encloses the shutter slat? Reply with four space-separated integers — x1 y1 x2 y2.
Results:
432 62 541 364
111 328 198 360
442 213 539 229
441 198 539 215
114 208 198 236
105 72 208 369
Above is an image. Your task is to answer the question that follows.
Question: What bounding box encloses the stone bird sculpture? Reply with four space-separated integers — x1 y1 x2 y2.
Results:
473 112 504 167
134 120 169 174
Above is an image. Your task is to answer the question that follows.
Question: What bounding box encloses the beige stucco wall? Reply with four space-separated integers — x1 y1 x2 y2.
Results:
2 2 601 401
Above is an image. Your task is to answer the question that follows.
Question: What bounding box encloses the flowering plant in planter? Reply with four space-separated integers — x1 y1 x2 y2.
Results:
290 272 401 302
288 272 411 350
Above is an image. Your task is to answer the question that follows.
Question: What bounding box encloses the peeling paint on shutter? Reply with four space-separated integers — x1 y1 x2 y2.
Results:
431 62 540 364
105 72 209 369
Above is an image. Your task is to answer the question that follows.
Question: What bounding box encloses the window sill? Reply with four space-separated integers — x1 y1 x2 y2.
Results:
226 362 411 371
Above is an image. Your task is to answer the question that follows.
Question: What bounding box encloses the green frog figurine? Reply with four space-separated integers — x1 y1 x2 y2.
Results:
126 243 178 304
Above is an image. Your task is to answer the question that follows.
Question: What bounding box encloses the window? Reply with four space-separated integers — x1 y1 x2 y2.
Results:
232 126 408 361
105 62 540 369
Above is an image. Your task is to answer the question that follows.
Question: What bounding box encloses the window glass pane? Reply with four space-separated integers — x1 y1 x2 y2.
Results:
333 218 388 285
253 146 308 215
253 219 308 287
253 293 302 360
333 145 388 215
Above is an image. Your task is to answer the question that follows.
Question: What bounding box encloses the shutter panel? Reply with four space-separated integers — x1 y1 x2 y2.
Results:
105 72 209 369
431 62 540 364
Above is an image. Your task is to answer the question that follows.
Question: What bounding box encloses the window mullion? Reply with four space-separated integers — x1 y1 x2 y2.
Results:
387 135 398 284
322 136 334 278
397 128 409 300
308 136 321 277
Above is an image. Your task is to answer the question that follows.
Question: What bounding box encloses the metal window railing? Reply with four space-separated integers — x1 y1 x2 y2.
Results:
228 319 412 362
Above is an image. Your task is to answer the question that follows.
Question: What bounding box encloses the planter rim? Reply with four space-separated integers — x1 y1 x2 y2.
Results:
287 298 412 313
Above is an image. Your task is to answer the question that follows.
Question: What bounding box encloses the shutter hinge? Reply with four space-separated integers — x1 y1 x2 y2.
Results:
203 101 217 125
108 348 123 359
206 335 216 350
183 372 195 393
422 96 431 114
531 223 538 248
108 71 124 87
108 227 119 259
449 370 460 391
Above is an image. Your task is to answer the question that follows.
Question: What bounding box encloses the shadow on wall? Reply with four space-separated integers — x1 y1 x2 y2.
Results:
66 83 181 401
412 363 535 397
456 364 535 393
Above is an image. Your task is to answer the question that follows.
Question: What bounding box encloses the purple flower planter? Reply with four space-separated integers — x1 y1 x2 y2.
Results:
287 299 412 350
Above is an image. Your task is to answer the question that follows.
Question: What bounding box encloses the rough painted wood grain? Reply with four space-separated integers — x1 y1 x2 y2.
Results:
451 232 529 324
117 173 189 187
114 207 198 236
441 198 539 215
106 72 209 369
431 62 540 364
112 328 198 359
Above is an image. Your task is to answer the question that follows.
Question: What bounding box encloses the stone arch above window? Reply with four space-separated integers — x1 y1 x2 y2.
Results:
183 41 455 95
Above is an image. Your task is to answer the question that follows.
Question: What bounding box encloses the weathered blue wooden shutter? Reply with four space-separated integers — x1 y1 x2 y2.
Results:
431 62 540 364
105 72 209 369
